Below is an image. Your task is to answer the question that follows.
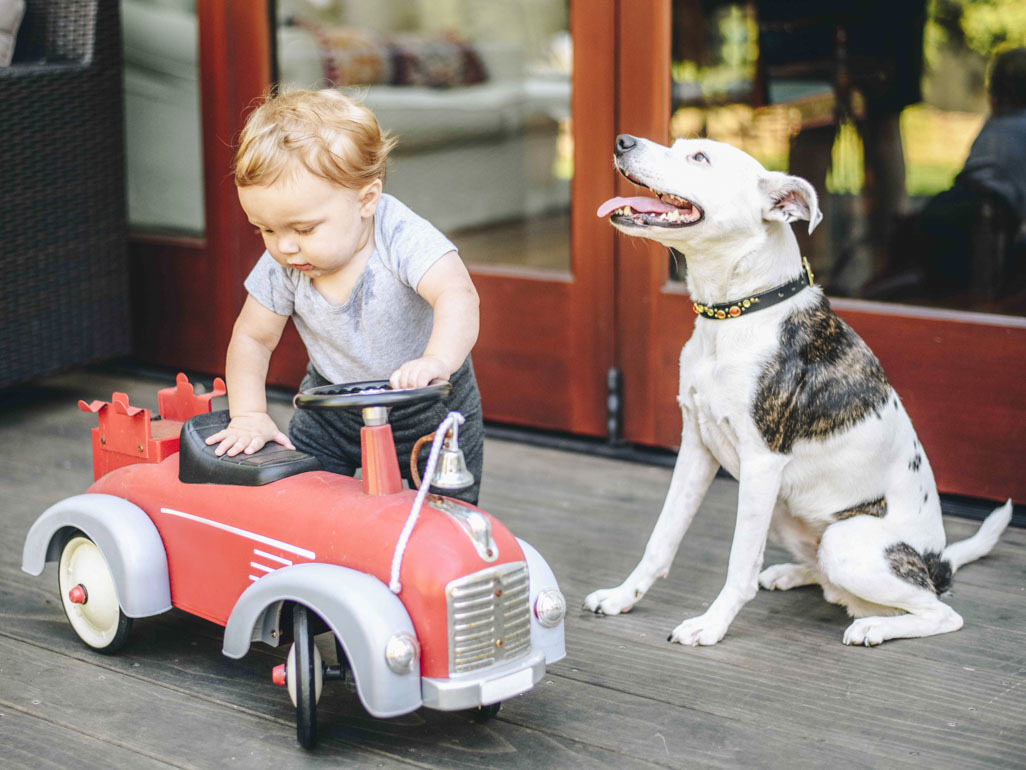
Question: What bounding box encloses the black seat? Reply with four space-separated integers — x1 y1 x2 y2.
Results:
179 411 321 486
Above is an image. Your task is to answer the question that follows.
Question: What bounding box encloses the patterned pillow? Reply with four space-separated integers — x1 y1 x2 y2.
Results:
0 0 25 67
306 25 393 86
304 23 487 89
389 32 486 89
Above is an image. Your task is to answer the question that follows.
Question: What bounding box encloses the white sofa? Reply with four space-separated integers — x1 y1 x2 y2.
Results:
122 0 570 235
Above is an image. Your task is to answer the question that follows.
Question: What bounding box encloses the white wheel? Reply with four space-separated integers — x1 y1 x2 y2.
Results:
284 633 324 708
288 606 323 749
58 535 132 653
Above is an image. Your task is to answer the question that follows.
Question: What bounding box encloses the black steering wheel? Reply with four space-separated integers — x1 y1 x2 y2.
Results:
293 379 451 412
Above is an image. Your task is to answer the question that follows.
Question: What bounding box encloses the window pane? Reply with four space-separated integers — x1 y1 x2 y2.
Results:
275 0 572 272
669 1 1026 317
121 0 205 236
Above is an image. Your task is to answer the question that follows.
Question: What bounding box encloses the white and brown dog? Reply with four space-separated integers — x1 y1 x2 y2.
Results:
584 134 1012 646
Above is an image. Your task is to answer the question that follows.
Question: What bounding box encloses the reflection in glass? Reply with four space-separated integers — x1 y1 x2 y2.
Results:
121 0 205 235
668 1 1025 317
275 0 572 272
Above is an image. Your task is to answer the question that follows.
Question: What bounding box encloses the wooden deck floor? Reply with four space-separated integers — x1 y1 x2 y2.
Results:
1 368 1023 769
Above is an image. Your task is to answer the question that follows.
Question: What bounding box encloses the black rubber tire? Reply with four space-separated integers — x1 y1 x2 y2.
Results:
294 605 318 749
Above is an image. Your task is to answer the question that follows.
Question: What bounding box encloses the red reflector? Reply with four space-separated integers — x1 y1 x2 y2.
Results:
68 584 87 604
272 663 286 686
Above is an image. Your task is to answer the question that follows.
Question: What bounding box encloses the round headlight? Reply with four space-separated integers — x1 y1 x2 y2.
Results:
534 588 566 628
384 633 419 674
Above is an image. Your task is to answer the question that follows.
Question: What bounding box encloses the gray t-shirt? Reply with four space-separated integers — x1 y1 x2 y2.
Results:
244 193 458 383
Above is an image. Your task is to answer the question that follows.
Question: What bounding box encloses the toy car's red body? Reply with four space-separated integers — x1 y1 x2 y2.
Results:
22 374 566 748
89 458 524 679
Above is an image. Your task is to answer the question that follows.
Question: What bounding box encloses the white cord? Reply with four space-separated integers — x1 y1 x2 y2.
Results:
389 411 465 593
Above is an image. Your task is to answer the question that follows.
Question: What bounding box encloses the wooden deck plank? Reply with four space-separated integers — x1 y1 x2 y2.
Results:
0 635 422 768
0 706 178 770
0 574 664 770
477 440 1026 769
0 574 835 769
1 368 1024 769
1 571 662 768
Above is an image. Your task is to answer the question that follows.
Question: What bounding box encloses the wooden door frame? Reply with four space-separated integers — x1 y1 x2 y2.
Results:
470 0 618 434
612 0 1026 503
613 0 676 448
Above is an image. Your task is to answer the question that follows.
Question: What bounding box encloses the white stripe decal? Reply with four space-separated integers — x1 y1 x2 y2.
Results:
253 549 293 566
160 508 316 559
248 575 260 582
250 561 275 573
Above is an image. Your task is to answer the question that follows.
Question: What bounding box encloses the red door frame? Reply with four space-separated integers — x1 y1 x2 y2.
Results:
470 0 617 433
612 0 1026 504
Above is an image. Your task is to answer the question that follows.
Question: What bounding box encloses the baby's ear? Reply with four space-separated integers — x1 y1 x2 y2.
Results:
759 171 823 234
360 178 383 214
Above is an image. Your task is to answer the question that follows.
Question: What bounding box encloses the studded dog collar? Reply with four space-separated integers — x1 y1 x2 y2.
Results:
692 257 815 320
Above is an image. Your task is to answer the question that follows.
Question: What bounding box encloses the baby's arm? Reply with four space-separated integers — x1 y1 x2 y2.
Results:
206 295 295 456
390 251 480 389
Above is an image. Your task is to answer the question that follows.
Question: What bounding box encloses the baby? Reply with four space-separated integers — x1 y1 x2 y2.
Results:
206 89 484 504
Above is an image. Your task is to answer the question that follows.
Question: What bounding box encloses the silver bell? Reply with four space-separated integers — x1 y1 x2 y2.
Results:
430 422 474 490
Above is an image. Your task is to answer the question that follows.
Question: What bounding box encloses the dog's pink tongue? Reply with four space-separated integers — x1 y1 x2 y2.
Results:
596 196 675 218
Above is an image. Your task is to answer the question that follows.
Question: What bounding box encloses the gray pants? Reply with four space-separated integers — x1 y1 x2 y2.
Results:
289 358 484 505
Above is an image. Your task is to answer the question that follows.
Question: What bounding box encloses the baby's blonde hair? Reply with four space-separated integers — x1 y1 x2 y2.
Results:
234 89 397 189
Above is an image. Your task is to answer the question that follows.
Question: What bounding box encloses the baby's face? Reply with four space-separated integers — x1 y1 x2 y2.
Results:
238 166 380 279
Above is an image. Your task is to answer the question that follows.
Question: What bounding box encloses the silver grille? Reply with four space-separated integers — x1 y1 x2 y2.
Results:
447 561 531 674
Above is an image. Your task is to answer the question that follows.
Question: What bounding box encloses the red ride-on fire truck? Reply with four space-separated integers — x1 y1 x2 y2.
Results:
22 374 566 748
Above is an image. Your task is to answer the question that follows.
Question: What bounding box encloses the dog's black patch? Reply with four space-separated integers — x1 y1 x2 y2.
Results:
909 453 922 472
833 497 887 521
924 551 953 593
885 543 951 594
753 296 891 453
885 543 933 592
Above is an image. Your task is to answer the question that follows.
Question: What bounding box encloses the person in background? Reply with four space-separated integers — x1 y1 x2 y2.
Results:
923 47 1026 286
757 0 927 292
868 47 1026 305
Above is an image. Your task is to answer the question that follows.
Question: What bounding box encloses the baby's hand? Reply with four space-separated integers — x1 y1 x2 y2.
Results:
390 356 450 390
204 412 295 457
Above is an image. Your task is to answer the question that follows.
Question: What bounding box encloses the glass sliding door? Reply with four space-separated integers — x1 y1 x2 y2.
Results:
266 0 614 434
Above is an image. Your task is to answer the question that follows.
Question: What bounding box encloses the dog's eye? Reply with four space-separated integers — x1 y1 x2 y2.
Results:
690 152 710 165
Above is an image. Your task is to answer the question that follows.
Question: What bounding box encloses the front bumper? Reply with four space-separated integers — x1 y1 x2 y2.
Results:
421 648 546 710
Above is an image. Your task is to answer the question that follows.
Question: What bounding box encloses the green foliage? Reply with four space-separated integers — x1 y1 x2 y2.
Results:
960 0 1026 55
927 0 1026 62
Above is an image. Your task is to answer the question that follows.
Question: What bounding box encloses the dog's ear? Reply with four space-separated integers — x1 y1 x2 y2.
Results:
759 172 823 234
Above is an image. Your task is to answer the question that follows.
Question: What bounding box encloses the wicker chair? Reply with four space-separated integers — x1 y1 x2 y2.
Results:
0 0 130 388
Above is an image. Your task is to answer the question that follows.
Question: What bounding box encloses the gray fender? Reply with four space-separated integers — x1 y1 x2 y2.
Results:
21 493 172 617
517 538 567 665
223 563 422 718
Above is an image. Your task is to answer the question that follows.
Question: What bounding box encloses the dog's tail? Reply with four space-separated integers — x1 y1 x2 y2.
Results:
942 499 1013 575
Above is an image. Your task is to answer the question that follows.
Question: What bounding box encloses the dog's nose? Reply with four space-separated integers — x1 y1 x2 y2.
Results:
615 134 637 155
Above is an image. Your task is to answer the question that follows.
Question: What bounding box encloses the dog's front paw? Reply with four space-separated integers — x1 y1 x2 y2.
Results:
667 613 728 646
583 586 639 615
843 618 886 646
